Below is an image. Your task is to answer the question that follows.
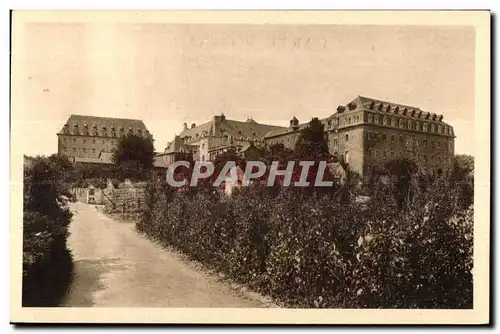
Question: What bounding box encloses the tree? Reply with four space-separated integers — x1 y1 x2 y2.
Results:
294 117 330 160
450 154 474 209
384 158 419 210
112 134 155 169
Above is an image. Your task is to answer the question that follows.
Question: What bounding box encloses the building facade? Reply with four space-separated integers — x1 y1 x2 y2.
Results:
161 96 455 181
162 114 286 164
57 115 153 164
262 96 455 180
327 96 455 179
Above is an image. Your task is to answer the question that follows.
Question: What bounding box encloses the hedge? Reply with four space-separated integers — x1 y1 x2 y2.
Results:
138 179 473 309
23 155 74 306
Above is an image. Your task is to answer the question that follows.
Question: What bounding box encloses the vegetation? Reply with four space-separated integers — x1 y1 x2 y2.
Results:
23 154 74 306
112 134 155 169
138 167 473 308
137 121 474 308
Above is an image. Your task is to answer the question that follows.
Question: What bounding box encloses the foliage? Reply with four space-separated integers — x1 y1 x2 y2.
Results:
112 134 155 169
23 155 74 306
139 170 473 308
294 117 330 160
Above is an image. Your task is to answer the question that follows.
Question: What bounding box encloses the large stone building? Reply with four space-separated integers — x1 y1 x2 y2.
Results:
160 96 455 180
57 115 153 164
161 114 286 165
263 96 455 179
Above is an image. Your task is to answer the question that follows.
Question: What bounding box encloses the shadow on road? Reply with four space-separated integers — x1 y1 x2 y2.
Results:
61 257 127 307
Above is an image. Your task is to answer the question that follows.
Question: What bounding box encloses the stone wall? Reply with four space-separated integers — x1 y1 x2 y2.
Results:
103 179 146 213
70 186 104 204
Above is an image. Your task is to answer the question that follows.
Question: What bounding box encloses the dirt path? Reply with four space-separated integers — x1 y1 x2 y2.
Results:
61 202 274 308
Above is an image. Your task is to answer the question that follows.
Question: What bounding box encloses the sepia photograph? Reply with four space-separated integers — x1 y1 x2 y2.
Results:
9 10 490 324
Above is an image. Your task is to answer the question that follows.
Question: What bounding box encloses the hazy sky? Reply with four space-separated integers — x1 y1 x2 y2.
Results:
17 23 475 155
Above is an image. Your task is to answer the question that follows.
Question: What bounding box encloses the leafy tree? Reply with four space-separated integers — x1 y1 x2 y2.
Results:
112 134 155 169
384 158 419 210
450 154 474 209
294 117 330 160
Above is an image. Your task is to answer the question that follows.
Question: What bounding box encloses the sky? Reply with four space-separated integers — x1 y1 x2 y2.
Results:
15 22 475 156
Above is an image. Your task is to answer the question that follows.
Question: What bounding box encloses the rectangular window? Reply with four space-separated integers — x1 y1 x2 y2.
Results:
93 139 96 144
423 139 428 146
72 147 76 152
83 139 86 144
382 134 387 141
82 148 87 153
73 138 76 143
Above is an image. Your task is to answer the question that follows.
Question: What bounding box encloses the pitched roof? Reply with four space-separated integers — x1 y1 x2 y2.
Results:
58 114 150 137
264 118 329 139
342 96 448 124
164 135 196 154
179 117 286 142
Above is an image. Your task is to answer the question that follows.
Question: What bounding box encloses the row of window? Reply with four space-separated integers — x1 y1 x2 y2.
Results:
62 127 146 137
329 112 453 136
331 132 453 151
365 113 452 135
62 147 104 155
62 137 118 145
368 150 453 164
366 132 453 150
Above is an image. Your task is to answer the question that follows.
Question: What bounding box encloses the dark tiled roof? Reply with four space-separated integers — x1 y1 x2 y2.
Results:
180 117 286 142
343 96 448 124
164 135 197 154
58 115 150 137
264 118 329 139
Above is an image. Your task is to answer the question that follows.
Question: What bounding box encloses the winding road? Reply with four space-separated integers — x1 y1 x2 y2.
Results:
61 202 273 308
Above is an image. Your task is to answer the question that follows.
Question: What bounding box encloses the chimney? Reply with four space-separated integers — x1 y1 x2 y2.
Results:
191 123 196 129
289 116 299 129
183 122 188 130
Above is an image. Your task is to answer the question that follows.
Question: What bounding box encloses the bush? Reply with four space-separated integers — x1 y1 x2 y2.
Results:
139 173 473 308
23 155 74 306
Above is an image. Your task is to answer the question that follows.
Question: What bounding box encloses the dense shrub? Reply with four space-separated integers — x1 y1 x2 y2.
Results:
139 172 473 308
23 155 74 306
